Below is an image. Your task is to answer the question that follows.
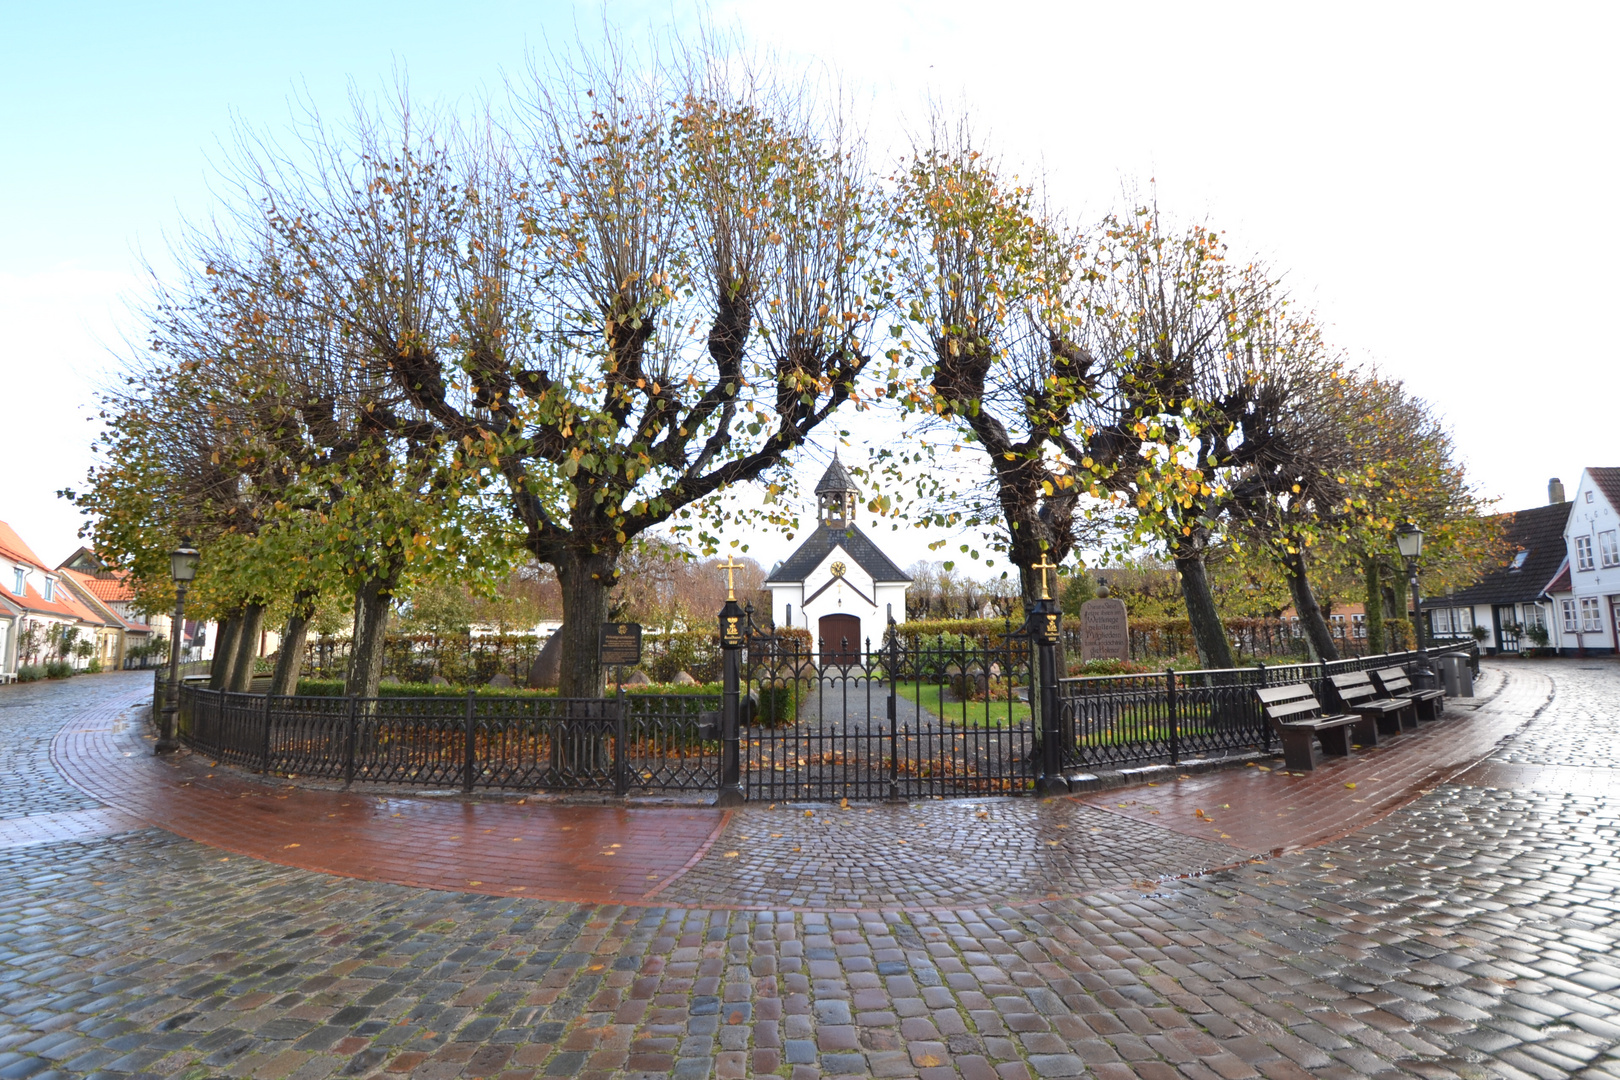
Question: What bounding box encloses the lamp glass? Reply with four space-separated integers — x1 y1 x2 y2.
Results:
1395 522 1424 560
170 544 200 583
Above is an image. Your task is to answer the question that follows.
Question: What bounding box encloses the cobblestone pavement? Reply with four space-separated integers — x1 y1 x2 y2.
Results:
2 661 1618 1080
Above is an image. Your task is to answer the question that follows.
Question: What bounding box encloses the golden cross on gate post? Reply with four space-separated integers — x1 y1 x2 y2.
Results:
719 554 744 602
1033 552 1057 601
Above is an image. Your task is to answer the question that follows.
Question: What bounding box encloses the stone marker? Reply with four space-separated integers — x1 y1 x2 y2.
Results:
622 668 652 686
672 670 699 686
486 671 515 689
1080 585 1129 662
429 674 450 686
528 630 562 689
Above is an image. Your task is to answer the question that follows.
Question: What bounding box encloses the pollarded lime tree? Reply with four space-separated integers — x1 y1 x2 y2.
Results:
1067 205 1299 669
887 125 1105 609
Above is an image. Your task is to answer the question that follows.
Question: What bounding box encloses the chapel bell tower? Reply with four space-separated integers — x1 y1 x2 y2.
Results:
816 454 858 527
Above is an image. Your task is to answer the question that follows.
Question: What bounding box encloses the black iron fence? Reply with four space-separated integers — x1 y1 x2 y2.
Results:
180 685 720 795
1060 644 1476 770
177 632 1477 801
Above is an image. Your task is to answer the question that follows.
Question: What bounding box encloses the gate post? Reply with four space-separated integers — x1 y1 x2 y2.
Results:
1031 555 1068 796
343 693 358 787
463 689 476 793
260 689 274 774
614 682 628 797
887 614 899 800
715 580 746 806
1166 669 1180 765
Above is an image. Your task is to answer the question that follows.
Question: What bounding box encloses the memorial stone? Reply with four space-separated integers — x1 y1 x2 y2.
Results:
1080 583 1129 662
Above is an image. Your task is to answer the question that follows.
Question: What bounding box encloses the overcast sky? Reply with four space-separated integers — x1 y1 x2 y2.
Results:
2 1 1614 576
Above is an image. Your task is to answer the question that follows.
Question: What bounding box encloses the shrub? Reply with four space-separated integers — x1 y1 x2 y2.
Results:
1385 618 1414 650
87 659 103 674
44 660 74 679
15 665 43 682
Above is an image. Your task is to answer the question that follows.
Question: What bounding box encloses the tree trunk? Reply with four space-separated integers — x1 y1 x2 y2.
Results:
344 577 394 699
1281 549 1338 662
1173 549 1234 669
269 590 317 696
555 554 615 699
1361 556 1385 655
209 613 243 690
228 602 266 692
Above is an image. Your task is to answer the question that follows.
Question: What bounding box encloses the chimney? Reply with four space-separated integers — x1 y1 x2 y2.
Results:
1549 477 1566 505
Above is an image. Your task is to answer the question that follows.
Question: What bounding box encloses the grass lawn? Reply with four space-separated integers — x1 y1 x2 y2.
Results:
894 682 1032 727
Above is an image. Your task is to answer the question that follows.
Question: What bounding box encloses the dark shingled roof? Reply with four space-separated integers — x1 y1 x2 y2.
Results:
766 523 912 584
814 456 857 495
1422 501 1572 608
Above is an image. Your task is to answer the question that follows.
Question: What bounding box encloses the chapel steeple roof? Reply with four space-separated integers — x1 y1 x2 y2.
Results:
814 453 857 496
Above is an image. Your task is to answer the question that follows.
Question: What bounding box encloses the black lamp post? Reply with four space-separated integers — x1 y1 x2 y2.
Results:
1395 521 1434 686
157 539 200 754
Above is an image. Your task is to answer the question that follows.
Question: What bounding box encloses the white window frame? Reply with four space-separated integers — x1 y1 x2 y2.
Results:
42 579 53 602
1576 535 1595 571
1352 613 1366 638
11 567 22 596
1433 609 1453 635
1581 596 1602 632
1563 599 1579 632
1601 531 1619 569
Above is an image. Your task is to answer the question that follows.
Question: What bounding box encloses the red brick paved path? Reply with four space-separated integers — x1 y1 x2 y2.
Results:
42 663 1550 908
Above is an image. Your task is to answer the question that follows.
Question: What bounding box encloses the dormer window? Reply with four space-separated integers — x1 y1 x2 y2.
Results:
42 578 54 602
1509 550 1528 571
11 568 23 596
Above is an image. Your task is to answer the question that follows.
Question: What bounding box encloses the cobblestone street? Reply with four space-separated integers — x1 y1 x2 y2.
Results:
1 660 1617 1080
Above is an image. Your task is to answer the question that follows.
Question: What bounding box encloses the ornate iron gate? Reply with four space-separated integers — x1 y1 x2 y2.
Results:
740 630 1041 801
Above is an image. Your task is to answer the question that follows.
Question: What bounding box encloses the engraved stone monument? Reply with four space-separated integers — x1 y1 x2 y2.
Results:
1079 582 1129 662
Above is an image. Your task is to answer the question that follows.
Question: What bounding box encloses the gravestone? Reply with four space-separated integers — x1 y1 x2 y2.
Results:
486 671 515 689
1079 584 1129 662
671 670 699 686
527 630 562 689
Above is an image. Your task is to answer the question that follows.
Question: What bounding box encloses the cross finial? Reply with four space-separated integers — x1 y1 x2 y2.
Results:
1032 551 1058 601
719 553 744 601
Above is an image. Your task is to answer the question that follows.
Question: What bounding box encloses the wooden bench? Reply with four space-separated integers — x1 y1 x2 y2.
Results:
1329 670 1416 741
1255 683 1363 771
1371 667 1446 722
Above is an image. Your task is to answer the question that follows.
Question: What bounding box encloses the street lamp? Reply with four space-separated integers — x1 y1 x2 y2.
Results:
1394 521 1434 685
157 539 200 754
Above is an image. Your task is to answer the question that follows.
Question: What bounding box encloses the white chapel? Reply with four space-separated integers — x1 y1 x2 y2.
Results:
765 456 911 659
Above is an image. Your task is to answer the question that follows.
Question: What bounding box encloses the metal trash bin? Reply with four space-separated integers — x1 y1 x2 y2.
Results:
1437 655 1474 697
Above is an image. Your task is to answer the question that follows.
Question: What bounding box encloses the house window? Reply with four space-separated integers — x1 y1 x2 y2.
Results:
11 568 23 596
1576 535 1595 571
1433 609 1452 635
1581 597 1602 632
1509 550 1528 571
1352 613 1366 638
1562 599 1578 631
42 579 53 603
1587 490 1595 503
1521 605 1546 630
1602 531 1619 568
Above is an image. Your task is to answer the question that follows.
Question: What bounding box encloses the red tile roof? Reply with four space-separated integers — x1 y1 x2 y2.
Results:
1544 560 1572 595
57 568 131 629
77 572 136 604
0 520 49 573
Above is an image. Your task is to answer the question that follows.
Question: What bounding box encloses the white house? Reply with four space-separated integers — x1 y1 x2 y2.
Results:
1420 479 1570 654
764 457 910 661
1544 467 1620 655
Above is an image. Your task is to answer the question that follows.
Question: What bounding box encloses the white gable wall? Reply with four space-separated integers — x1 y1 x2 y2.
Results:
1561 469 1620 652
